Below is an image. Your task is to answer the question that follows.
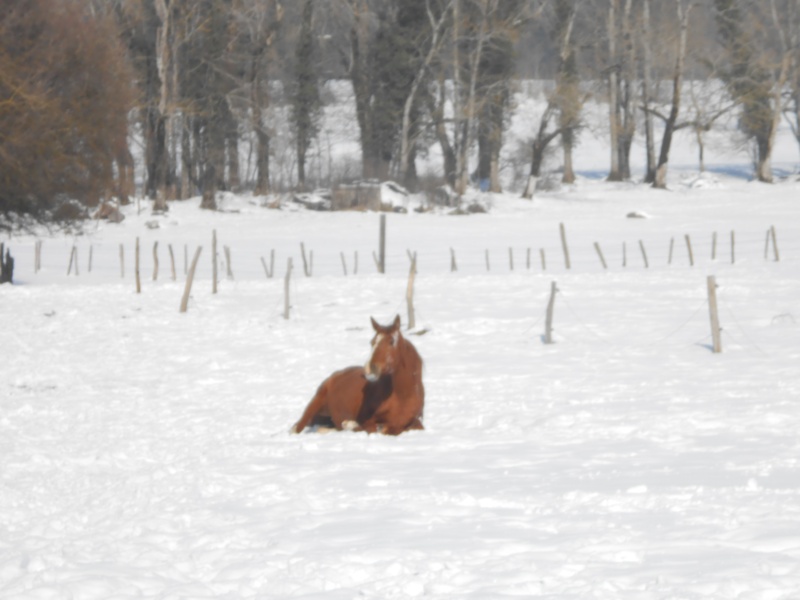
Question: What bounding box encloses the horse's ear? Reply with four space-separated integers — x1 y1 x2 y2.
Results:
392 314 401 331
371 317 380 332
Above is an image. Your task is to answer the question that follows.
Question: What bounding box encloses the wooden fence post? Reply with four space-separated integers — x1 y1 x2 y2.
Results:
668 237 674 265
622 242 627 268
485 249 490 272
685 234 694 267
354 251 359 275
594 242 608 269
212 229 218 294
639 240 649 269
119 243 124 278
540 248 546 271
770 225 780 262
544 281 558 344
450 247 457 272
168 244 176 280
135 237 141 293
508 247 514 271
559 222 571 269
340 251 348 276
35 240 42 273
67 246 78 276
224 245 233 279
152 241 159 281
179 247 203 313
88 245 93 273
378 214 386 274
711 232 717 261
707 275 722 353
406 252 417 330
300 242 311 276
283 258 293 320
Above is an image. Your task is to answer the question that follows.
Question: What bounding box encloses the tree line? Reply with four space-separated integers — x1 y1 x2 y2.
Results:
1 0 799 223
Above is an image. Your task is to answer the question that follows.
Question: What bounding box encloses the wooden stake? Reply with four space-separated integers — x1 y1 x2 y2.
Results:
685 234 694 266
707 275 722 353
764 230 770 260
179 246 203 313
119 243 124 278
711 231 717 261
212 229 218 294
544 281 558 344
354 251 358 275
450 247 457 272
508 247 514 271
300 242 310 276
340 251 348 276
485 249 490 272
594 242 607 269
639 240 649 269
67 246 77 276
88 245 93 273
135 237 141 293
224 245 233 279
406 252 417 330
378 214 386 274
540 248 546 271
730 230 735 264
35 240 42 273
168 244 176 280
283 258 293 320
770 225 780 262
152 241 159 281
668 237 674 265
559 222 571 269
622 242 627 267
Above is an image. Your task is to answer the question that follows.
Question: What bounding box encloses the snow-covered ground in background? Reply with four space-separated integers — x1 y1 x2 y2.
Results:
2 89 800 598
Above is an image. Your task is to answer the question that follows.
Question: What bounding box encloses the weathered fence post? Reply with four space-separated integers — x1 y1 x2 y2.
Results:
406 252 417 330
685 234 694 267
340 252 348 276
283 258 293 320
770 225 780 262
639 240 649 269
485 249 490 272
707 275 722 353
35 240 42 274
168 244 176 281
88 245 93 273
450 248 457 272
67 246 78 276
223 245 233 279
540 248 546 271
594 242 607 270
152 241 159 281
119 243 125 279
508 247 514 271
544 281 558 344
135 237 141 293
378 214 386 274
179 247 203 313
559 223 571 269
212 229 218 294
711 232 717 261
668 237 675 265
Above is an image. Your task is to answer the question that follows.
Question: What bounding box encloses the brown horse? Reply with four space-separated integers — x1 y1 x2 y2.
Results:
290 315 425 435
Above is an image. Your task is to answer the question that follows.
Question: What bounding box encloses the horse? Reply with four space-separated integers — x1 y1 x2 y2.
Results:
290 315 425 435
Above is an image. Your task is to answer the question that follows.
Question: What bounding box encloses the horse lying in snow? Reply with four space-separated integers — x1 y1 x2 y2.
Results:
291 315 424 435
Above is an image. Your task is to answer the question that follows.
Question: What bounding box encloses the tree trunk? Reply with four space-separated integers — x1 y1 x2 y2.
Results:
641 0 656 183
607 0 622 181
653 0 691 189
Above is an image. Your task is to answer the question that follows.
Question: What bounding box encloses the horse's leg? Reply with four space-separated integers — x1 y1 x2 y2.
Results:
290 385 328 434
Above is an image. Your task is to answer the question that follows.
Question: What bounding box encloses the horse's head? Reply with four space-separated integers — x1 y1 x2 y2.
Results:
364 315 402 382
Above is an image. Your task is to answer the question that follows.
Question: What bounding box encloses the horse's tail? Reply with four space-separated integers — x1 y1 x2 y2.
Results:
290 383 328 434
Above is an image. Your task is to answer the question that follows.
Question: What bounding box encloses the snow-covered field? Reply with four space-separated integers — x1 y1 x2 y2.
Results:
3 93 800 597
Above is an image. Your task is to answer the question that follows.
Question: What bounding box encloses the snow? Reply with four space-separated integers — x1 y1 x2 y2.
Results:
2 96 800 598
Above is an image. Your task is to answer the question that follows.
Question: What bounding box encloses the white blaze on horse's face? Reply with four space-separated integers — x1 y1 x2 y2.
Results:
365 331 399 382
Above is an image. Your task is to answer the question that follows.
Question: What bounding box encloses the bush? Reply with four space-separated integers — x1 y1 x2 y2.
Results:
0 0 133 222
